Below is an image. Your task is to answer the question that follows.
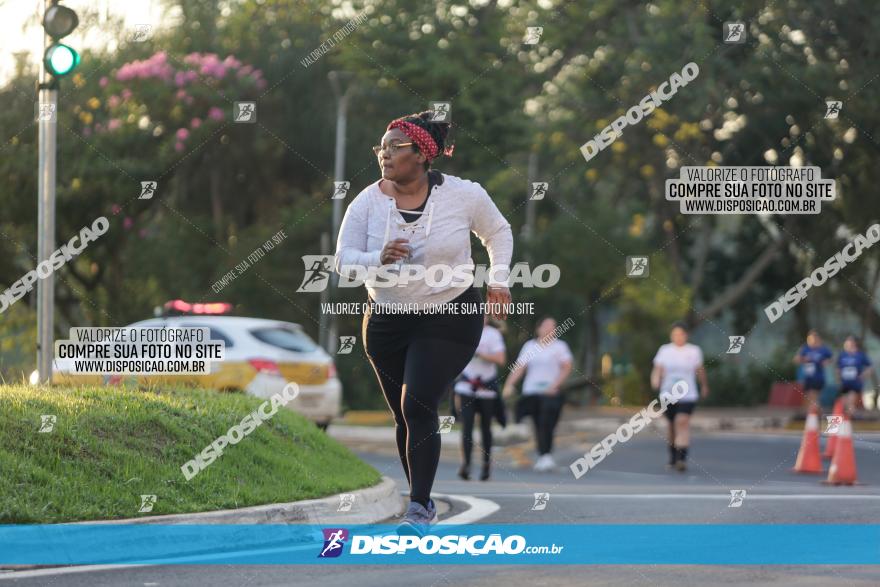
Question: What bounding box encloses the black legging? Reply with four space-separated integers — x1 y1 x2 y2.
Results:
518 394 564 455
362 288 483 504
455 393 494 467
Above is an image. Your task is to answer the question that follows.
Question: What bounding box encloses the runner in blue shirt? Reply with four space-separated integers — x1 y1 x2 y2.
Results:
793 329 832 414
837 335 872 414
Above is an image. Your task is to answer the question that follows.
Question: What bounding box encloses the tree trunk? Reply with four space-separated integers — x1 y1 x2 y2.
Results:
585 289 602 405
685 218 712 326
210 166 224 244
693 232 788 326
860 261 880 340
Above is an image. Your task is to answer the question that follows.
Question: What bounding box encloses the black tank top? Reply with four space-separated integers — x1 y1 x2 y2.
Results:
398 170 442 223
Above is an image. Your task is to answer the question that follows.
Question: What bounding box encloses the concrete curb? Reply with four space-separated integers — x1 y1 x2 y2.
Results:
76 475 404 526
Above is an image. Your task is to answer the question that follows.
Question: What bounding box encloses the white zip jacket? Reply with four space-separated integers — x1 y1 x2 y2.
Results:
334 173 513 307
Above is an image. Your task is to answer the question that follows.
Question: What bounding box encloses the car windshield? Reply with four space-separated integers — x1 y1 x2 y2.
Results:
250 326 318 353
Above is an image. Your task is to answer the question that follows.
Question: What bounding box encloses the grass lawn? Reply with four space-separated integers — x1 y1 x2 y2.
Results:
0 384 382 523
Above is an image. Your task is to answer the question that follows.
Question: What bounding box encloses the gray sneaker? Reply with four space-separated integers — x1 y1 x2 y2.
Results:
397 499 436 536
426 498 438 524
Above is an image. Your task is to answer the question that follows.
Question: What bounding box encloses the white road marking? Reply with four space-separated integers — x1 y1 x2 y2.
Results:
431 493 499 525
478 493 880 500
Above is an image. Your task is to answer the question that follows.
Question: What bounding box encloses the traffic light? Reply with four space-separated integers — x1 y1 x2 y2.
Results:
42 3 79 80
44 43 79 77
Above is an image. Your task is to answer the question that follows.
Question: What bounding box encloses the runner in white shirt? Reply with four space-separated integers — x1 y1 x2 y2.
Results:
650 322 710 471
503 317 574 472
453 316 506 481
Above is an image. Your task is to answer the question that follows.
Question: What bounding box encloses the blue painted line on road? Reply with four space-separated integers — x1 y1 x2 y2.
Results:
1 524 878 565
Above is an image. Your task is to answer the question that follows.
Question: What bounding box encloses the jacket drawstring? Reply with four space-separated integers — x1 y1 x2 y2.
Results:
382 198 393 244
382 197 434 267
425 202 435 236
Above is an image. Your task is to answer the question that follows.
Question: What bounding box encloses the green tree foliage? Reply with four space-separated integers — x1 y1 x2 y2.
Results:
2 0 878 404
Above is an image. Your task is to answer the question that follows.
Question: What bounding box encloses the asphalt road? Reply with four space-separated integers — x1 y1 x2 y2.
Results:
3 428 878 586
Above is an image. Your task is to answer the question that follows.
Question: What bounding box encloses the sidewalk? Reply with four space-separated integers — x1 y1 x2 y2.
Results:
329 405 880 463
336 405 804 446
74 475 405 526
559 405 801 433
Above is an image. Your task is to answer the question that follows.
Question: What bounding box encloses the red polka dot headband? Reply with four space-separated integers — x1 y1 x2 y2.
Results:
386 119 454 162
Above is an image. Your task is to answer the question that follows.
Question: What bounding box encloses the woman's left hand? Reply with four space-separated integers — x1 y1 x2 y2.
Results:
486 285 511 320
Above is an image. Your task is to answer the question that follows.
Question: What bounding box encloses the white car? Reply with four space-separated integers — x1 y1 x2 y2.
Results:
53 315 342 429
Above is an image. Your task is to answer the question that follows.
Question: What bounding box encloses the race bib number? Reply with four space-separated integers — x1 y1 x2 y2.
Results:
841 366 858 381
803 363 816 376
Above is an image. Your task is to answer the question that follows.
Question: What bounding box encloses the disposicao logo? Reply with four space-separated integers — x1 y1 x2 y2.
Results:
319 528 349 558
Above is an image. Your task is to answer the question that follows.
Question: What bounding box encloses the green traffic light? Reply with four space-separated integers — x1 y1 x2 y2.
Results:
44 44 80 77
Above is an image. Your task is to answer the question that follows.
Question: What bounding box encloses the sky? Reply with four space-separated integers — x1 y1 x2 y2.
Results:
0 0 163 85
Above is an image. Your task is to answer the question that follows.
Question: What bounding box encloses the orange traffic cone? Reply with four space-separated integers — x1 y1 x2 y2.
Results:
792 405 823 474
823 398 844 459
825 414 858 485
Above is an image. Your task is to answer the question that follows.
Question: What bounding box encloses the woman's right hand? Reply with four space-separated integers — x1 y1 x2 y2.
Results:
380 238 410 264
502 382 515 399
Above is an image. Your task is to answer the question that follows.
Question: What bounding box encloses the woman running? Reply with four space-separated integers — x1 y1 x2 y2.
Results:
453 315 507 481
335 111 513 536
650 322 709 472
793 329 832 414
836 335 872 415
503 317 573 472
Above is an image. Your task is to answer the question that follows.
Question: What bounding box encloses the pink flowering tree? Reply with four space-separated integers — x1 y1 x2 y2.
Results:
108 51 266 151
91 51 270 240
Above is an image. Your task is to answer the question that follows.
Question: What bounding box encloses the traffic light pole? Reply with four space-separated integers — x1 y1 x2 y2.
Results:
327 72 354 354
37 2 57 384
327 92 347 354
